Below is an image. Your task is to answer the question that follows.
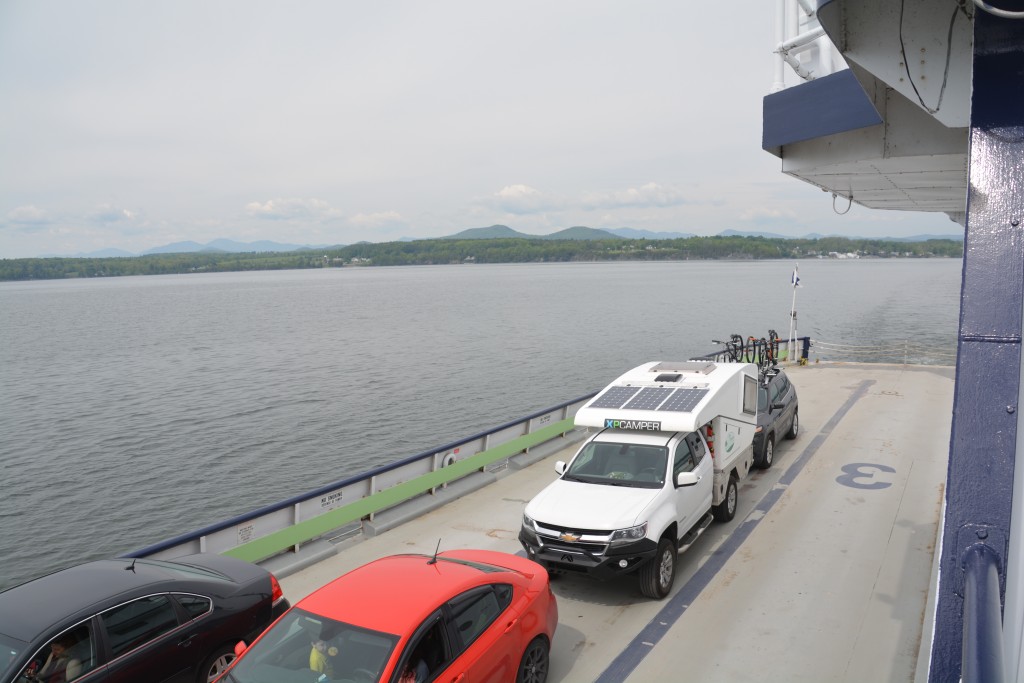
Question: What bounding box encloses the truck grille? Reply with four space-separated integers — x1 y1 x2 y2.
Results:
533 521 612 555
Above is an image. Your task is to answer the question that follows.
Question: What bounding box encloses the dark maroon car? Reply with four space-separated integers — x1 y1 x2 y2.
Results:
0 554 289 683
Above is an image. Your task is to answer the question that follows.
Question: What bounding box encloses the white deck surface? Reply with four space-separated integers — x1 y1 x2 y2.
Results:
278 363 955 682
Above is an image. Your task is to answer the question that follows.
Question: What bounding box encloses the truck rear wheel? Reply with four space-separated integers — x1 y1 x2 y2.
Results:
712 475 738 522
639 536 676 599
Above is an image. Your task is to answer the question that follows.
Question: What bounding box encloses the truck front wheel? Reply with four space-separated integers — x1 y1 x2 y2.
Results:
639 536 676 599
713 476 738 522
756 435 775 470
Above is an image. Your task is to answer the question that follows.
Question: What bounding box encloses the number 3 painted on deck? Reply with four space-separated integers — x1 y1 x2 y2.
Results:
836 463 895 490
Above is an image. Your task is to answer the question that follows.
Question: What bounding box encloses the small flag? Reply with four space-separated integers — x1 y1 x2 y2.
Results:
791 265 801 287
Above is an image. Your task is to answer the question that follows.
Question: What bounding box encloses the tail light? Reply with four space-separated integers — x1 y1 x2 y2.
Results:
270 573 285 605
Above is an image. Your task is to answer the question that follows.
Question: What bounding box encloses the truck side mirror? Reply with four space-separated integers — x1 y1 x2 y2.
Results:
555 461 566 475
676 472 700 487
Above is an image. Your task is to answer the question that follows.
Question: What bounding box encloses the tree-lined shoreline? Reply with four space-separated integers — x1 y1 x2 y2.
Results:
0 234 963 282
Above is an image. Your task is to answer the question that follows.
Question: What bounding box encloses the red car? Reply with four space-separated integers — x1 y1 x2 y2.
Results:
217 549 557 683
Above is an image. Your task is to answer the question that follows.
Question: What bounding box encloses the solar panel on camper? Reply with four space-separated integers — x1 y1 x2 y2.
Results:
590 386 641 409
590 385 710 412
658 388 709 412
623 387 674 410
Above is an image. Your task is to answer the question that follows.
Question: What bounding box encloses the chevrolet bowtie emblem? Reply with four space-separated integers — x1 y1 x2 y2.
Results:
559 532 581 542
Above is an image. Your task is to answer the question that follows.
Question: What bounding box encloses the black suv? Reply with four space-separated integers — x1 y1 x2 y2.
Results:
753 368 799 469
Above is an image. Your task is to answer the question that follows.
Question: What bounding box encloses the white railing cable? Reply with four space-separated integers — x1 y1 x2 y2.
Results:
810 338 957 364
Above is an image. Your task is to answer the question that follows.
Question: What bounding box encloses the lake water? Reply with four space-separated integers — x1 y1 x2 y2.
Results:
0 259 963 589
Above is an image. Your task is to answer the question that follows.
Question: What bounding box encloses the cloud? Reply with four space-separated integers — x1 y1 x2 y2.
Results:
244 198 341 221
489 185 555 215
580 183 688 210
738 206 798 223
6 205 50 226
471 181 697 228
349 211 404 228
90 204 136 223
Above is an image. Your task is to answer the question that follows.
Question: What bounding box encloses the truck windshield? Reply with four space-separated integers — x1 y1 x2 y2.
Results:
563 442 668 488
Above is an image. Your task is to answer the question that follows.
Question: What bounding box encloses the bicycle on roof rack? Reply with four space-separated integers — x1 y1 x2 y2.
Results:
711 331 781 382
710 334 747 363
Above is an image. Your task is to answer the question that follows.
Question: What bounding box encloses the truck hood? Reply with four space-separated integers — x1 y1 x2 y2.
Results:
525 479 658 530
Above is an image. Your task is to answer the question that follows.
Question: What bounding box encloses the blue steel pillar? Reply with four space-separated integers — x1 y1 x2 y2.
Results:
929 7 1024 681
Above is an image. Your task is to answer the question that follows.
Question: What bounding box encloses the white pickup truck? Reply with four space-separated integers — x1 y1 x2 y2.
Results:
519 361 757 599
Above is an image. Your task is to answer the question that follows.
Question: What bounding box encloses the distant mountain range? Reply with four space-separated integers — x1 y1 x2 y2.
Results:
716 229 964 242
59 226 963 258
69 238 341 258
444 225 700 241
443 225 625 241
445 225 963 242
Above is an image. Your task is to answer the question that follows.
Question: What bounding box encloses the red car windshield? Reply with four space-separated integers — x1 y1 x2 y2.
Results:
227 608 398 683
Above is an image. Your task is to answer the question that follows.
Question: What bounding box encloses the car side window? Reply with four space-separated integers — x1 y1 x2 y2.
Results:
100 594 180 658
757 385 769 412
173 594 212 621
447 585 511 653
398 612 451 683
686 433 706 465
493 584 512 610
673 439 695 477
19 622 98 682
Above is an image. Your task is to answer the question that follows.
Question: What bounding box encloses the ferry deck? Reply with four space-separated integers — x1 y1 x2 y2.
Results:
271 362 954 682
133 0 1024 678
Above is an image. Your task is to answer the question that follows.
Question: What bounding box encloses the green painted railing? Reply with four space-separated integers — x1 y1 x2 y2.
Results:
225 417 575 563
126 392 595 564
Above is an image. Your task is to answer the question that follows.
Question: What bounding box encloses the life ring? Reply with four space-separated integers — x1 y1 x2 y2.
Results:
442 453 457 468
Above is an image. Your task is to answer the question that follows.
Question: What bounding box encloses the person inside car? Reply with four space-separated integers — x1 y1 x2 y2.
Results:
309 638 334 676
24 635 79 683
398 659 429 683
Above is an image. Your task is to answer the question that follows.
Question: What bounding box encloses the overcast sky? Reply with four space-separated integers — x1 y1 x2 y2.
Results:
0 1 960 258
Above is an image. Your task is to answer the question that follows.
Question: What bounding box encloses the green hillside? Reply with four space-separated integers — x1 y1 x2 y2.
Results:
444 225 530 239
0 235 964 281
445 225 620 240
543 226 622 241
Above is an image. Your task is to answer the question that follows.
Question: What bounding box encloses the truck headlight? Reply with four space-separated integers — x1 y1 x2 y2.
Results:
522 513 536 531
609 522 648 546
521 513 539 545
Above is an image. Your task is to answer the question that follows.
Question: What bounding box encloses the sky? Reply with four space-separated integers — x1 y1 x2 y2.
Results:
0 1 961 259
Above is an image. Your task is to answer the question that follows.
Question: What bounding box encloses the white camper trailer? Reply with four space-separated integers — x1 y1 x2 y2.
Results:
519 361 758 599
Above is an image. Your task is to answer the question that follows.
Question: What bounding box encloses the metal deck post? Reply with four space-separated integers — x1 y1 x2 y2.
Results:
929 7 1024 681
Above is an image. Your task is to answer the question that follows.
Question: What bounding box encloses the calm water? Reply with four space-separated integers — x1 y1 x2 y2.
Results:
0 259 962 589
